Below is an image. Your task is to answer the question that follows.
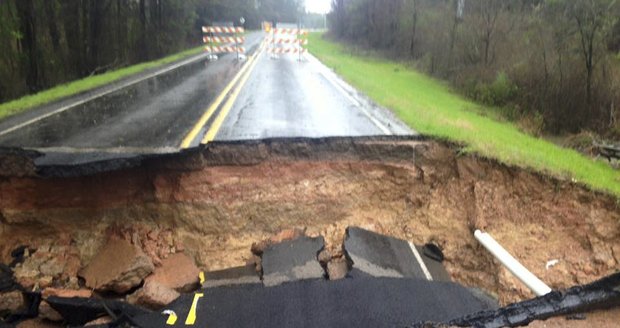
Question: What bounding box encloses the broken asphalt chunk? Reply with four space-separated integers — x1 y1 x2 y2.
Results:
0 264 18 293
202 265 261 289
46 296 151 326
344 227 450 281
261 236 325 287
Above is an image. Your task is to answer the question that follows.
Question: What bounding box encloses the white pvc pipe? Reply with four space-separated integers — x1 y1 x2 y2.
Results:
474 230 552 296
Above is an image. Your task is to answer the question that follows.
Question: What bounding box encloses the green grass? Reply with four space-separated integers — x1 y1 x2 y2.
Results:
307 33 620 197
0 45 205 121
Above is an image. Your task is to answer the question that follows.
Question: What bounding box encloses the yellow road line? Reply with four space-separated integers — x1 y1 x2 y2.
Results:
179 53 257 149
201 48 263 144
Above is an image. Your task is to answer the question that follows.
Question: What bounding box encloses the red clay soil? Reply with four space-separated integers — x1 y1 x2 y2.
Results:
0 138 618 313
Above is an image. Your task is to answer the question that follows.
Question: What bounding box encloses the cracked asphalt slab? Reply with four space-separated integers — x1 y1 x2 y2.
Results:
131 230 492 328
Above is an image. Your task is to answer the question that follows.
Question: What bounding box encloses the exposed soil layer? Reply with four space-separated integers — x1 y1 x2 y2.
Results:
0 137 619 308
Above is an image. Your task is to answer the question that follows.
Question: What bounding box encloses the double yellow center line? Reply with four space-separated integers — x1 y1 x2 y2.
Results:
180 43 264 148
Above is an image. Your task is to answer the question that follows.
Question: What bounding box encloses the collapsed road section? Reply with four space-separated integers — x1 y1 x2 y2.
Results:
0 136 619 326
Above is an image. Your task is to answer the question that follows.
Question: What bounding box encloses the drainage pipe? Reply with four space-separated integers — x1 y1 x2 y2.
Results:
474 230 552 296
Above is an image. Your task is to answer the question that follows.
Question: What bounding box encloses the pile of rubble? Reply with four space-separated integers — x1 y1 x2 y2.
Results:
0 226 361 327
0 226 204 327
2 225 618 327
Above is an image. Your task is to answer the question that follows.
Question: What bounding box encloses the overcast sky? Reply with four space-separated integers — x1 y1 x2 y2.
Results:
305 0 331 14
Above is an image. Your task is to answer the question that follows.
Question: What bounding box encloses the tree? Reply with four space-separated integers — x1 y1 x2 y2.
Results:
409 0 418 57
568 0 618 103
469 0 507 66
545 0 618 104
14 0 39 92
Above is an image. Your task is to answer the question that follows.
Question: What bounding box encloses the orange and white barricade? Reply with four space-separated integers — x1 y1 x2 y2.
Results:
268 28 308 60
202 26 245 61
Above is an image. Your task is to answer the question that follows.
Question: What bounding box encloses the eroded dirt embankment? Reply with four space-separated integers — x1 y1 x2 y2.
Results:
0 137 619 305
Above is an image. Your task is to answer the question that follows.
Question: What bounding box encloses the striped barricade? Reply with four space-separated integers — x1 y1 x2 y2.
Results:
205 46 247 54
266 38 308 45
268 28 308 59
269 48 308 54
202 26 245 34
202 25 246 60
272 28 309 35
203 36 245 44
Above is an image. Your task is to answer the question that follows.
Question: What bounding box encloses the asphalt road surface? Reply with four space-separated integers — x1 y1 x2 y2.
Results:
214 46 412 141
0 31 412 158
133 277 495 328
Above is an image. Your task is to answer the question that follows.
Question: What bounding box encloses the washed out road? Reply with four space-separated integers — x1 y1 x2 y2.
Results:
0 31 411 160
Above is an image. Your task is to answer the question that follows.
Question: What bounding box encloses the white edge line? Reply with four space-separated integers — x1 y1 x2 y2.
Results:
0 36 256 138
408 241 433 281
25 146 179 155
306 53 392 135
0 53 212 138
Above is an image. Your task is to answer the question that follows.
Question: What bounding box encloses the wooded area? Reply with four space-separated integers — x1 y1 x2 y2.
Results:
329 0 620 135
0 0 301 104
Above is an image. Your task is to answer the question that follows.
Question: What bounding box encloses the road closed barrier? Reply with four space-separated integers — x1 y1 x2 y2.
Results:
268 27 308 59
202 26 245 60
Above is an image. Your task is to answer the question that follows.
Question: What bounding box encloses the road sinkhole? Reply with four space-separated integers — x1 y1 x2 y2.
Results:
0 136 619 325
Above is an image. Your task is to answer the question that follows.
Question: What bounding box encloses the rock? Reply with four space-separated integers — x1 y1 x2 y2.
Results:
12 245 81 290
251 241 269 256
39 256 65 277
79 238 154 294
39 300 63 322
0 290 24 312
85 316 114 326
270 228 305 244
246 254 262 274
42 288 93 299
252 228 306 255
62 255 82 280
261 236 325 287
317 249 332 264
145 253 199 293
16 318 59 328
327 259 349 280
127 280 180 310
13 264 40 290
38 276 54 289
65 277 80 290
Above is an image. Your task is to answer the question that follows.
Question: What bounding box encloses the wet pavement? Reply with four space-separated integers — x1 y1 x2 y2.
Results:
215 49 412 141
0 31 413 165
0 33 264 150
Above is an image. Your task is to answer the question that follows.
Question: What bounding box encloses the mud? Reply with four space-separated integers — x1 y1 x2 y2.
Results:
0 137 619 307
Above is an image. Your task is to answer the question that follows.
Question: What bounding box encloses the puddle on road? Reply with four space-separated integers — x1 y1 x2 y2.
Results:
0 136 618 306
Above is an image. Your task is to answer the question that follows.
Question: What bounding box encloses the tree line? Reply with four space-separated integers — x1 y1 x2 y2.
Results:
0 0 301 105
329 0 620 135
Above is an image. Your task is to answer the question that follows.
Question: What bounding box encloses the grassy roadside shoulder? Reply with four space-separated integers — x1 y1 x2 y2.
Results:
0 45 205 121
307 33 620 197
